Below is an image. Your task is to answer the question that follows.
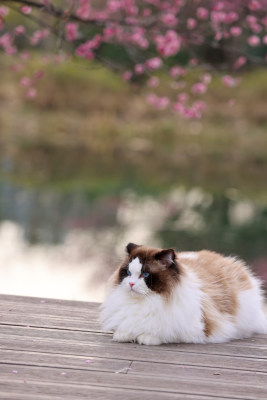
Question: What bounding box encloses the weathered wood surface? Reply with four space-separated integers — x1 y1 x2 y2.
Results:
0 294 266 400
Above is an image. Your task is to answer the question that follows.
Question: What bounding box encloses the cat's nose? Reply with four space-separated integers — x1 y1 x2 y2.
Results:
129 282 135 288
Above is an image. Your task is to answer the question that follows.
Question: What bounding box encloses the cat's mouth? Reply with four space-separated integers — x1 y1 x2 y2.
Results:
128 286 147 297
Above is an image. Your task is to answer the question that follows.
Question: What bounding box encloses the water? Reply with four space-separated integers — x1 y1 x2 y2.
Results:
1 178 267 302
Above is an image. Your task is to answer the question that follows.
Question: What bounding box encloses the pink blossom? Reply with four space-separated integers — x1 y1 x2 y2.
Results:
5 46 17 55
0 20 3 31
30 29 50 45
0 33 12 49
146 57 162 70
147 94 170 109
191 82 207 94
230 26 242 37
14 25 25 36
156 96 170 109
131 28 149 49
222 75 240 87
187 18 197 29
75 35 102 60
263 35 267 45
0 32 16 53
123 71 132 81
34 70 44 80
20 77 31 87
103 25 119 39
65 23 78 42
215 32 223 41
213 2 225 11
193 101 206 113
161 13 178 27
196 7 209 20
169 66 186 78
147 77 159 87
233 56 247 69
134 64 144 74
26 88 37 99
173 102 185 113
182 107 201 120
189 58 198 66
249 0 261 10
246 15 257 25
250 23 262 34
177 93 188 103
146 93 157 105
76 0 91 20
107 0 122 13
142 8 151 17
155 30 181 58
76 47 93 60
211 11 226 24
20 6 32 14
0 6 9 17
122 0 138 16
247 35 260 47
202 73 211 84
224 12 238 24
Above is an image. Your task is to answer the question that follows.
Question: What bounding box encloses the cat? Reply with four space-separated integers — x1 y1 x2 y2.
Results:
100 243 267 345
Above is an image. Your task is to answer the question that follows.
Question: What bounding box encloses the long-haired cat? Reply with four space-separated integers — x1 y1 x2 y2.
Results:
100 243 267 345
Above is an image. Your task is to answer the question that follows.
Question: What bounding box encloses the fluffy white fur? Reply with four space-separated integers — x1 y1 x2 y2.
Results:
100 252 267 345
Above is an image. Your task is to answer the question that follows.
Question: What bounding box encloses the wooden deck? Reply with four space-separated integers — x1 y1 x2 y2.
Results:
0 294 266 400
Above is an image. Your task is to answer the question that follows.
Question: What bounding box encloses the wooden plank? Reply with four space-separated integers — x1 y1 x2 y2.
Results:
129 360 267 385
1 325 266 360
0 364 266 400
0 349 131 374
0 294 98 309
0 313 102 332
0 301 99 319
0 380 225 400
2 347 266 385
1 347 265 386
1 335 267 373
1 313 265 348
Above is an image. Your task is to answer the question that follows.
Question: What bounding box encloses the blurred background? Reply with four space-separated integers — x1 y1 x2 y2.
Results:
1 0 267 305
1 59 267 302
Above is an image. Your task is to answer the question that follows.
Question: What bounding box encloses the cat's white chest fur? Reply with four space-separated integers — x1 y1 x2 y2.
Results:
101 269 207 344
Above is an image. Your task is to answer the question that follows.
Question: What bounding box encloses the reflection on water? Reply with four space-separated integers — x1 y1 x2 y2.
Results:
0 181 267 301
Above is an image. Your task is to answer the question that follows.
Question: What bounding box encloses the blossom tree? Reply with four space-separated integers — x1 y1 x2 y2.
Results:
1 0 267 118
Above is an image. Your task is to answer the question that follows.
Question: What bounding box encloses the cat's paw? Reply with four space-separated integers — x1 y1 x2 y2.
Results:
113 331 133 343
137 334 162 346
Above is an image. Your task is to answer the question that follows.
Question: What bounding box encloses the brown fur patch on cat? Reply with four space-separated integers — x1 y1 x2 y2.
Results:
178 250 253 337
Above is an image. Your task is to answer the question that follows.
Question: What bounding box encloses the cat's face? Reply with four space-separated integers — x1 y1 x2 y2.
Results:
115 243 180 298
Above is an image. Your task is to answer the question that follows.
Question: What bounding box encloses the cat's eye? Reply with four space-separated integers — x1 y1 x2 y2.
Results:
142 272 149 278
127 269 131 276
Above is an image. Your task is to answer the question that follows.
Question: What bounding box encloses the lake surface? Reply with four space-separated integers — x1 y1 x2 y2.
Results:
1 176 267 301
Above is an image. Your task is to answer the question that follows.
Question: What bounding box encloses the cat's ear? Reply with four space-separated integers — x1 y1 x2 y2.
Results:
126 243 140 254
155 249 176 268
